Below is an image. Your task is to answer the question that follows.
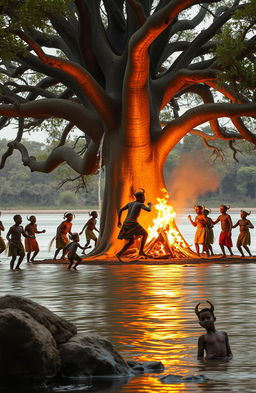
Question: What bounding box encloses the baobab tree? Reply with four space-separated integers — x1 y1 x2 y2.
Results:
0 0 256 256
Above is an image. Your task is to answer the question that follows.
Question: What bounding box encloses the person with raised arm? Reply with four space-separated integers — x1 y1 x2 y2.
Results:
116 189 153 262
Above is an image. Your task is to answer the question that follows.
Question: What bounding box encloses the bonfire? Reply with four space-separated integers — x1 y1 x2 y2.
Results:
144 189 196 259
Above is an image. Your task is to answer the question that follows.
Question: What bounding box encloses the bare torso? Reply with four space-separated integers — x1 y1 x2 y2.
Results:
126 201 150 221
87 218 96 230
237 218 252 232
25 223 37 237
7 225 24 243
67 241 81 256
218 214 232 232
195 214 207 229
58 221 72 235
200 330 229 359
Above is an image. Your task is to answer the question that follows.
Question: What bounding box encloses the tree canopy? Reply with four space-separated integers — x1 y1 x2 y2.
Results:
0 0 255 171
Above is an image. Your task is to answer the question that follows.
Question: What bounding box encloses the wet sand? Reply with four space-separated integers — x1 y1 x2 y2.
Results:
33 255 256 265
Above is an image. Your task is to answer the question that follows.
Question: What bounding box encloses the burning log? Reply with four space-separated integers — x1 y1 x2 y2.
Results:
145 190 197 259
122 190 197 260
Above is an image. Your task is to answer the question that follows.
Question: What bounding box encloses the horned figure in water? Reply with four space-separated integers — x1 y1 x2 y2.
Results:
195 300 215 319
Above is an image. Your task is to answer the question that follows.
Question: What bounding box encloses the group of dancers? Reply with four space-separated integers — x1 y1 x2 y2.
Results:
0 211 99 270
188 204 254 258
116 190 255 260
0 193 254 269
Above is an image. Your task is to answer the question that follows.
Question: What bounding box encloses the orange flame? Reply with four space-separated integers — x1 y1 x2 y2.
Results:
146 189 195 258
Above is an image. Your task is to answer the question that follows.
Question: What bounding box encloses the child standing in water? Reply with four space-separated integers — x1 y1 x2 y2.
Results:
0 212 6 257
65 233 85 270
204 209 214 256
79 211 99 251
213 205 233 257
188 205 209 257
53 212 73 260
195 300 232 361
6 215 33 270
25 215 46 262
232 210 254 257
116 189 152 262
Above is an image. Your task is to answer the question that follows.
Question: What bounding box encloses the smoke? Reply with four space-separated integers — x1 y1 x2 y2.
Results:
168 151 220 210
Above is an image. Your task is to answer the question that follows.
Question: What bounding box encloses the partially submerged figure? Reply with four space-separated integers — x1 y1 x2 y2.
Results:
116 189 152 261
53 212 73 260
233 210 254 257
25 215 46 262
188 205 209 257
195 300 232 361
213 205 233 257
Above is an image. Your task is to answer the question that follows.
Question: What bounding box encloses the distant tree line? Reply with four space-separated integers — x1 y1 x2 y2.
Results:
0 136 255 209
0 139 100 208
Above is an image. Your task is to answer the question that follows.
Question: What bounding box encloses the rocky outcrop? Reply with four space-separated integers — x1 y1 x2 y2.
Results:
0 308 60 380
0 295 165 384
58 333 131 377
127 360 164 373
0 295 77 344
160 374 209 383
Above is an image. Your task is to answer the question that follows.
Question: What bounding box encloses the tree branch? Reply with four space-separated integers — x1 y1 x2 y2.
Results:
87 0 120 71
6 139 99 175
155 69 218 109
0 99 103 144
27 28 74 60
156 103 256 160
47 11 81 63
122 1 216 146
171 4 239 71
4 81 57 99
179 84 241 139
74 0 104 82
16 31 116 129
56 122 75 147
160 40 216 68
126 0 146 26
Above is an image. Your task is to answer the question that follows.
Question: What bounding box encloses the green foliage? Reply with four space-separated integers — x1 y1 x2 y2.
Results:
237 166 256 198
57 190 78 206
0 0 71 59
215 0 256 96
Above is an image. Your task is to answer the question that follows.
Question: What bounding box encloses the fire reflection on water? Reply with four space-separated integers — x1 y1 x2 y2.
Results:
125 376 187 393
1 257 256 392
111 265 194 373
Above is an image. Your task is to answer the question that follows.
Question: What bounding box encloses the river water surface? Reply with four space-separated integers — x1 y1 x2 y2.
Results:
0 212 256 392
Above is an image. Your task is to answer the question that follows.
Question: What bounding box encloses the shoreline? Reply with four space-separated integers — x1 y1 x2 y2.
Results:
32 255 256 265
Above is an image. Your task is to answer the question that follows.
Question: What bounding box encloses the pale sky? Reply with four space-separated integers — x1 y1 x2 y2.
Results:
2 124 47 143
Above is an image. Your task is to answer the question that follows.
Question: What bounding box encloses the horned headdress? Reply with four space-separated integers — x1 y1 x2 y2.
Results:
195 300 215 318
134 188 145 198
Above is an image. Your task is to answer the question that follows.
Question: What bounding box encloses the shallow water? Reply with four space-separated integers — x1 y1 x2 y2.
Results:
0 211 255 261
0 213 256 392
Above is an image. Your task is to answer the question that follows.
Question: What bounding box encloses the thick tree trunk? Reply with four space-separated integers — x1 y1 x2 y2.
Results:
92 135 166 257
